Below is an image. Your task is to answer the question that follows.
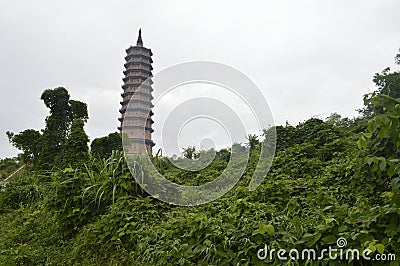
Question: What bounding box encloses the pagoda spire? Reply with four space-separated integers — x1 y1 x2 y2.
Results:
136 28 143 46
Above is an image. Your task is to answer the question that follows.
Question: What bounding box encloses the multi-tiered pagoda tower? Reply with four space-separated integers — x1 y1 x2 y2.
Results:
118 29 155 154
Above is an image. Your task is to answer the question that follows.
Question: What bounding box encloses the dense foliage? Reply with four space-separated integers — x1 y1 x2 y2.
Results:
91 132 122 159
6 87 89 169
0 51 399 265
0 157 20 181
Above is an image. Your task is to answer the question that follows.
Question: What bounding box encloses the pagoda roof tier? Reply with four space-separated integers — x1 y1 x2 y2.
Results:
120 99 154 106
120 101 153 108
124 54 153 63
124 61 153 70
115 137 155 147
121 90 153 98
122 75 152 81
122 75 153 83
118 116 154 124
119 107 154 115
123 68 152 76
120 117 154 124
119 125 154 133
122 79 153 87
126 46 153 56
121 83 153 90
130 138 155 147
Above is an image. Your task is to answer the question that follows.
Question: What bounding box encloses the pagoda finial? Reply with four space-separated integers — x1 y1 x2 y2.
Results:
136 28 143 46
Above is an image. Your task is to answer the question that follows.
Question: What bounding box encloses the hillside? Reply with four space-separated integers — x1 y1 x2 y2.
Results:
0 52 399 265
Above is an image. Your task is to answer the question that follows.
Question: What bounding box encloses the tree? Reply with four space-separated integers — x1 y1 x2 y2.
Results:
6 129 41 163
356 50 400 188
69 100 89 122
246 134 259 151
182 146 198 159
264 123 297 152
39 88 88 167
360 49 400 118
91 132 122 159
58 119 89 168
0 157 19 180
216 148 231 162
7 87 89 169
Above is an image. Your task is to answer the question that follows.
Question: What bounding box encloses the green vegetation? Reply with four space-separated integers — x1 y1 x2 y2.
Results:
0 51 399 265
6 87 89 169
91 132 122 159
0 157 20 181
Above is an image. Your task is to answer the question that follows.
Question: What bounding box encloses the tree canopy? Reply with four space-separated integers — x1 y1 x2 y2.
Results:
91 132 122 159
7 87 89 169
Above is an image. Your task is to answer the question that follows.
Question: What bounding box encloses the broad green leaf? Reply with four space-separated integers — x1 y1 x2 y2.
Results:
378 127 387 139
325 218 336 225
306 233 321 248
357 136 367 150
63 167 74 173
256 223 275 236
376 243 385 254
265 224 275 235
322 235 336 244
379 159 387 172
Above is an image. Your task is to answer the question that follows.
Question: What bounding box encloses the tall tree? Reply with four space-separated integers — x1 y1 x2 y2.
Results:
7 87 89 169
40 88 88 167
58 118 89 168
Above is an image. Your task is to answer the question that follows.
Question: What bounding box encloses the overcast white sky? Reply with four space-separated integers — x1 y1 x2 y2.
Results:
1 0 400 158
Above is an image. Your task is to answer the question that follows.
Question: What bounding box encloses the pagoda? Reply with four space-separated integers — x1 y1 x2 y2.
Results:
118 29 155 154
